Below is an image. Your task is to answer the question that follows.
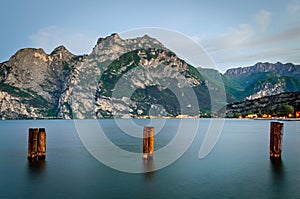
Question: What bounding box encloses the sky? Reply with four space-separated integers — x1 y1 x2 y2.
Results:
1 0 300 72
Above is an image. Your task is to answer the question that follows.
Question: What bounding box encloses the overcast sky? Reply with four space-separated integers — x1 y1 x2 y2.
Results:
1 0 300 72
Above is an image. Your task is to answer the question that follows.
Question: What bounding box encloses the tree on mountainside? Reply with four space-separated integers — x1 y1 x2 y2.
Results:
267 108 274 116
277 104 294 116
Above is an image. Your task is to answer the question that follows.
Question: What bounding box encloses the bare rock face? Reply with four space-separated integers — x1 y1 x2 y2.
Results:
3 46 74 101
91 33 166 63
246 81 285 100
0 46 77 119
225 62 300 78
5 48 51 99
0 91 41 119
225 92 300 117
1 33 300 119
223 62 300 102
94 48 204 118
58 33 204 119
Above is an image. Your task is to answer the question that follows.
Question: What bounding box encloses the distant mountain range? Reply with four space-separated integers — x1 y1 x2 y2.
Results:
223 62 300 101
225 91 300 117
1 33 300 119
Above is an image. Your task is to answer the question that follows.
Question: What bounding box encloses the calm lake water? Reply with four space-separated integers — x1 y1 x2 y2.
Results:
0 119 299 199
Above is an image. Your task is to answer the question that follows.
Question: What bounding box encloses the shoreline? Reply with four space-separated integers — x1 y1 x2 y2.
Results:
1 117 300 121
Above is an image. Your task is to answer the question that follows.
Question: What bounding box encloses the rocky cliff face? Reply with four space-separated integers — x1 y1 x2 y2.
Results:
57 34 208 119
94 48 204 118
0 46 77 119
245 81 285 100
1 33 300 119
225 62 300 78
53 34 170 119
224 62 300 101
91 33 166 63
0 91 38 119
225 92 300 117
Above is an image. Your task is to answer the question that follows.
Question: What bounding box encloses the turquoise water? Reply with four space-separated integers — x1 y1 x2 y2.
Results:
0 119 299 198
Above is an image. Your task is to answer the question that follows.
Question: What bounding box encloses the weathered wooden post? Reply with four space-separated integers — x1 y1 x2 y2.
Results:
38 128 46 159
143 126 154 159
27 128 34 160
27 128 46 160
143 128 149 159
270 122 284 159
32 128 39 159
148 127 154 158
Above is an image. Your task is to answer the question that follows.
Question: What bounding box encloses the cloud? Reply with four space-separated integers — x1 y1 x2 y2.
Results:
224 24 254 47
190 24 256 71
203 9 271 52
203 24 254 52
193 14 300 71
287 1 300 13
29 26 95 55
204 10 271 51
246 25 300 47
255 10 272 32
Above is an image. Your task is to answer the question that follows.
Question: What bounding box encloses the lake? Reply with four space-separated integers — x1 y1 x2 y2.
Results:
0 119 299 198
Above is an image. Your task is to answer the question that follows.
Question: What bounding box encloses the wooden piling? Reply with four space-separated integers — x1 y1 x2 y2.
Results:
143 128 149 159
38 128 46 159
27 128 34 160
270 122 283 159
27 128 46 160
32 128 39 159
148 127 154 158
143 126 154 159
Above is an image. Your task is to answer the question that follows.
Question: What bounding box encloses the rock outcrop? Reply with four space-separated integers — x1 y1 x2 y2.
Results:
225 62 300 78
1 33 300 119
225 92 300 117
223 62 300 101
0 46 77 119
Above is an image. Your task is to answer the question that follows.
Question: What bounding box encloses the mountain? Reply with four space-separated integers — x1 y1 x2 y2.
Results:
225 92 300 117
223 62 300 102
61 34 226 119
95 48 213 118
225 62 300 78
0 46 81 119
0 34 219 119
1 33 300 119
91 33 167 62
57 34 219 119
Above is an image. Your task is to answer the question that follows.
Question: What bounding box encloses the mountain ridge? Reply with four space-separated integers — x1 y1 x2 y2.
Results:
1 33 300 119
224 62 300 78
225 91 300 117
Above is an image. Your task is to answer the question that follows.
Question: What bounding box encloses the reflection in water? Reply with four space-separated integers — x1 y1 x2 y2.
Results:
270 158 285 198
143 158 155 180
25 159 47 196
270 158 284 179
27 159 46 174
